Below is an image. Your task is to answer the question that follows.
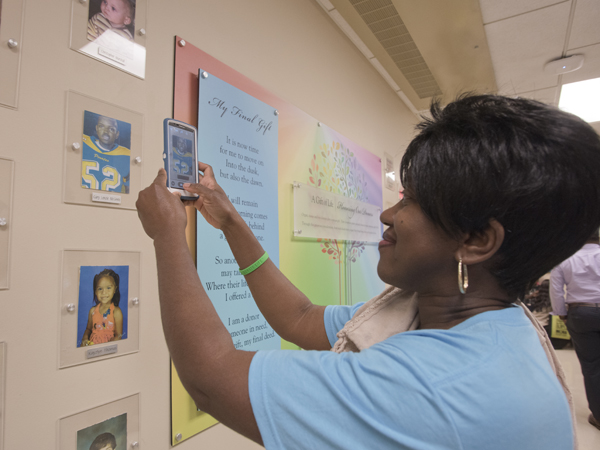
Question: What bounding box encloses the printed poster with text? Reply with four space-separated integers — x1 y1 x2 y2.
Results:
197 70 280 351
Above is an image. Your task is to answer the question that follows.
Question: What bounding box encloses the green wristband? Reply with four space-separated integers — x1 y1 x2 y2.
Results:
239 252 269 276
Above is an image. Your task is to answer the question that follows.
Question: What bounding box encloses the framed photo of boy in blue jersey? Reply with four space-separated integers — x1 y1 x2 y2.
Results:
82 111 132 194
64 91 143 210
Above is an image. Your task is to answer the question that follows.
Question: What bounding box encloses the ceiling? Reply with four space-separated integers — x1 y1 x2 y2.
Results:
315 0 600 130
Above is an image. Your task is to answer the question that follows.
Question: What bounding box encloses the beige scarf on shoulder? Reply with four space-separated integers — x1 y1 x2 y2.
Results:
331 286 578 450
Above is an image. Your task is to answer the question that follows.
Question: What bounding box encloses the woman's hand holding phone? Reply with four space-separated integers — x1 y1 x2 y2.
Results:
182 162 241 231
137 169 188 241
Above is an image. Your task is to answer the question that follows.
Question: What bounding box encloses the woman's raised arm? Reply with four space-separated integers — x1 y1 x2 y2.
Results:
183 162 331 351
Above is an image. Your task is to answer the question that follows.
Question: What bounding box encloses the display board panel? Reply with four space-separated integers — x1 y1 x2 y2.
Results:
170 360 218 445
0 158 14 290
0 0 24 108
171 36 384 444
69 0 147 78
63 91 144 210
59 250 140 368
58 394 139 450
196 69 280 352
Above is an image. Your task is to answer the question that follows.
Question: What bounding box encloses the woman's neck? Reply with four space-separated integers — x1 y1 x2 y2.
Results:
417 294 512 330
414 263 514 330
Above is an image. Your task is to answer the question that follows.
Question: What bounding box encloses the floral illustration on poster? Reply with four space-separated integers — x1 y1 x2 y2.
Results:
308 140 370 305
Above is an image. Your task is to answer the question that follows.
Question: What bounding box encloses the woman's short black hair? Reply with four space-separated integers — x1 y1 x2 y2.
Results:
401 94 600 298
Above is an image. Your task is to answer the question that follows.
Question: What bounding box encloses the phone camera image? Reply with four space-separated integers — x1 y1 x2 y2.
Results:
163 119 198 199
170 126 195 187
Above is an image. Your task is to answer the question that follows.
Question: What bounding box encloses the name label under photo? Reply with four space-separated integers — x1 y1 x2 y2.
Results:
86 344 118 359
92 192 122 204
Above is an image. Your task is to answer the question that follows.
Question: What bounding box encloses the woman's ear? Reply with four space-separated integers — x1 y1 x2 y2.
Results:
456 219 504 265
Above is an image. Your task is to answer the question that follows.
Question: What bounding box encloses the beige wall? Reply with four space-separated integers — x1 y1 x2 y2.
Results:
0 0 416 448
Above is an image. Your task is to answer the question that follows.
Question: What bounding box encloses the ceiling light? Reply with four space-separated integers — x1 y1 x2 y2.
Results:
559 77 600 123
544 55 584 75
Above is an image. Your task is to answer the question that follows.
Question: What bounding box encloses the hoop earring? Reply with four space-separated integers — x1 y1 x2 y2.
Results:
458 258 469 294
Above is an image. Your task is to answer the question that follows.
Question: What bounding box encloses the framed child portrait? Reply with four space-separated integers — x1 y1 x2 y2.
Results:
59 250 140 369
59 394 139 450
64 91 144 211
81 111 132 195
0 158 14 290
76 265 130 349
69 0 147 78
0 0 25 108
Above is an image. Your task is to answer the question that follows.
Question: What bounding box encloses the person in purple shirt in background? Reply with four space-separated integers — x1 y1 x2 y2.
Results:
551 229 600 431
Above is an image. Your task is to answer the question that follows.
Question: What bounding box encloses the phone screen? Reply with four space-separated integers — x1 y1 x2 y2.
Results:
167 122 196 189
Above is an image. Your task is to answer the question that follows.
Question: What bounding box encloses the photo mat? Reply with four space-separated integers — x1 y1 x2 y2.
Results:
77 265 129 348
59 394 139 450
0 0 25 108
81 110 132 195
77 413 127 450
59 250 140 368
0 158 14 290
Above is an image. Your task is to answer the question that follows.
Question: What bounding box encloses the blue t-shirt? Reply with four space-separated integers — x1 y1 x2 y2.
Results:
249 305 573 449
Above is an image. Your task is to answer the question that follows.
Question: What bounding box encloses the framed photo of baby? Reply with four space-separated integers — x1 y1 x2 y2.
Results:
87 0 136 43
81 110 132 195
69 0 147 78
77 265 129 348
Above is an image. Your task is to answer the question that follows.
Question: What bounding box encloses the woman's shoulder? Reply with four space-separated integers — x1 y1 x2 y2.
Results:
361 307 532 378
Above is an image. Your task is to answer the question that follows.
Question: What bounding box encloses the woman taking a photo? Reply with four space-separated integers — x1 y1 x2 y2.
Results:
137 95 600 449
